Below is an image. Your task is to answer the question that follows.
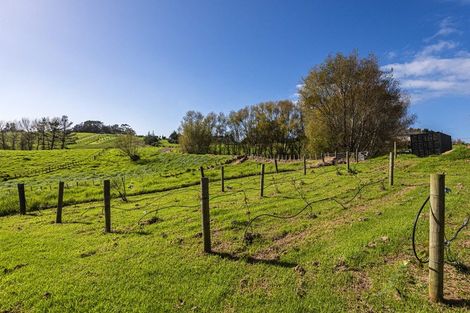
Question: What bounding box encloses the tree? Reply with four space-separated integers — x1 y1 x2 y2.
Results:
48 117 61 149
73 120 135 134
179 111 213 154
116 133 142 161
299 51 414 155
35 118 49 150
7 122 18 150
168 131 179 144
59 115 75 149
0 121 8 149
144 131 160 146
19 118 35 150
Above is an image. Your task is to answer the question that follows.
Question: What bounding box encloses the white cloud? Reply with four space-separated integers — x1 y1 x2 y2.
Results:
383 56 470 100
425 17 459 42
382 18 470 103
386 51 397 59
417 40 457 57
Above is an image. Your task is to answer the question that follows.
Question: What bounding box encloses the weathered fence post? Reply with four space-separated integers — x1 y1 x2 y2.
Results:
394 141 397 160
303 156 307 175
103 180 111 233
201 177 211 253
56 181 64 223
221 166 225 192
389 152 394 186
18 184 26 215
200 166 205 178
355 147 359 164
274 159 279 173
429 174 445 303
346 151 350 172
260 164 265 197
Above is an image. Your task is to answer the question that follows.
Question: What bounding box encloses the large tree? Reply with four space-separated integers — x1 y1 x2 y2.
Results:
299 52 414 155
179 111 213 154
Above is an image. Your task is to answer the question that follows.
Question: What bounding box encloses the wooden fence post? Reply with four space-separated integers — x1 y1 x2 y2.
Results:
221 166 225 192
200 166 205 178
303 156 307 175
389 152 394 186
429 174 445 303
346 151 350 172
274 159 278 173
394 141 397 160
103 180 111 233
56 181 64 223
18 184 26 215
355 147 359 164
201 177 211 253
260 164 265 197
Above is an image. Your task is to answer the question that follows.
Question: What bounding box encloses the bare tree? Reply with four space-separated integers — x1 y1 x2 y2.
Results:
115 133 142 161
0 121 8 149
20 118 35 150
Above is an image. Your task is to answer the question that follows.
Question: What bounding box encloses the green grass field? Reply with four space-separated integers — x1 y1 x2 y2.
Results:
0 146 469 312
69 133 120 149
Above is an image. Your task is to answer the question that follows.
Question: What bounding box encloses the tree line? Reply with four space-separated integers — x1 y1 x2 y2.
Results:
0 117 138 150
179 100 304 157
178 52 414 157
72 120 135 135
0 116 75 150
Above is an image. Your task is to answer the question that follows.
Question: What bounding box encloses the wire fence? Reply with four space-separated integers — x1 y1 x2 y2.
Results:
2 149 468 283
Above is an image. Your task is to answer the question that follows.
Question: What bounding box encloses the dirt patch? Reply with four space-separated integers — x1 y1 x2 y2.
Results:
238 275 273 295
233 155 248 164
253 229 312 260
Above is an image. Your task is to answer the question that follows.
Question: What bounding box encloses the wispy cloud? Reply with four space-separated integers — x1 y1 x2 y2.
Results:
417 40 457 57
382 18 470 103
425 17 460 42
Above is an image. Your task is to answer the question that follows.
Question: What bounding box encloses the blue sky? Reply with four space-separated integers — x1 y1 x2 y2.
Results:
1 0 469 139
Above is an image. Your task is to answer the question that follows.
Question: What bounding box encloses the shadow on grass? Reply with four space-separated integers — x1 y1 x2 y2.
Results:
62 221 93 225
111 228 152 236
452 262 470 275
209 251 297 268
444 298 470 309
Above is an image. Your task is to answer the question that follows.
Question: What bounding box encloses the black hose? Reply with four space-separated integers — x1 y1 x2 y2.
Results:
411 195 430 264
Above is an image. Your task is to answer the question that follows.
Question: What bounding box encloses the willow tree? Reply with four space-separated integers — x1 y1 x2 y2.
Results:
299 52 414 155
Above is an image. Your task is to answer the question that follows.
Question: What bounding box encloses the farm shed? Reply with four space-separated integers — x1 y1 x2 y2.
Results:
410 131 452 157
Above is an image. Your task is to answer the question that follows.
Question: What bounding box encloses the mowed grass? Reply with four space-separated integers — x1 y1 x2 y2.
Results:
0 146 468 312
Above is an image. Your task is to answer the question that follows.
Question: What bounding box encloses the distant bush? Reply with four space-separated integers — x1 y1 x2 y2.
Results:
144 132 161 147
116 134 142 161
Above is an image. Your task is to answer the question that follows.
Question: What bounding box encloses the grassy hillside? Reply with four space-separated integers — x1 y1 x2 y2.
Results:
69 133 120 149
0 147 468 312
0 147 302 216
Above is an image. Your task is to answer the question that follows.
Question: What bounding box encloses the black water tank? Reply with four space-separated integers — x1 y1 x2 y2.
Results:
410 132 452 157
